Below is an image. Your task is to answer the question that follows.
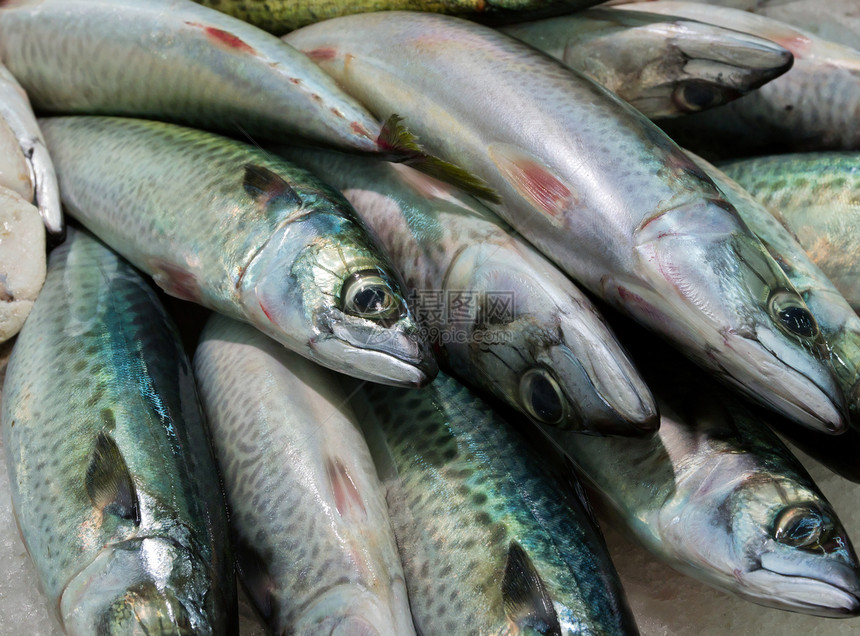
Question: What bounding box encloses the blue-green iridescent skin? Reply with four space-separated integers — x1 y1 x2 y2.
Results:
352 372 638 635
1 228 235 634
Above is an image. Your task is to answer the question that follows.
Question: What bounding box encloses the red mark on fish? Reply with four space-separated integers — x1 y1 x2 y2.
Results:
185 22 256 54
326 457 366 520
305 47 338 61
490 144 573 223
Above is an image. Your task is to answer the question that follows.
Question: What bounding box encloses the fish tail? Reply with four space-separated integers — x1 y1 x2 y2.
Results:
378 114 501 203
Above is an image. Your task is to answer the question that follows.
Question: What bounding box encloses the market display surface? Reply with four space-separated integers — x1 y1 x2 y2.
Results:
0 0 858 634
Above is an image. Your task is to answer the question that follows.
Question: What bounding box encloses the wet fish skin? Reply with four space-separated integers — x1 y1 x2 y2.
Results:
195 0 603 34
194 314 415 635
501 9 793 119
285 12 846 433
277 146 658 435
720 152 860 315
1 228 236 634
41 116 436 387
0 62 62 237
689 152 860 428
546 324 860 617
0 0 402 157
352 371 638 635
614 1 860 157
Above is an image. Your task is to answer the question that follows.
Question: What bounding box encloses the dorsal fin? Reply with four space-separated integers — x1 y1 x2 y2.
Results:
502 541 562 636
242 164 302 211
86 431 140 525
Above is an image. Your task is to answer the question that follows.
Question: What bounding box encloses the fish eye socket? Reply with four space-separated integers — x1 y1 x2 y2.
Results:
519 367 566 425
768 290 819 340
340 269 405 325
673 82 725 113
773 505 829 549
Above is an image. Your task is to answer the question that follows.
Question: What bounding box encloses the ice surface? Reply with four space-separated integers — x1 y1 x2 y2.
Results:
0 334 857 635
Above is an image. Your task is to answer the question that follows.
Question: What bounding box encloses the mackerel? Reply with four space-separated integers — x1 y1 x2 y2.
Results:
2 227 235 634
194 314 415 635
352 371 638 635
286 12 847 432
41 116 436 386
279 146 657 434
501 9 792 119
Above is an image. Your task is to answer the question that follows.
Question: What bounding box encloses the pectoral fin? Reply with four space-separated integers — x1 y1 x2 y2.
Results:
502 541 561 636
86 431 140 525
243 164 302 212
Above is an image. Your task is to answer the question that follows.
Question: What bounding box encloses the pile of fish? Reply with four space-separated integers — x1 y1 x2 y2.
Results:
0 0 858 633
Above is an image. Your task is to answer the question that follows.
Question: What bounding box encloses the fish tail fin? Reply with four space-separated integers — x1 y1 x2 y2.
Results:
377 114 501 204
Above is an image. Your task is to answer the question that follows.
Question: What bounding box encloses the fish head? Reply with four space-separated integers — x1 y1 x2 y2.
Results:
726 476 860 617
242 210 436 387
627 196 846 433
446 247 657 434
59 537 231 635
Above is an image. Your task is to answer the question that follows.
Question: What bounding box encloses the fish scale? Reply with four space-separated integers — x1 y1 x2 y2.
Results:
40 115 436 386
1 228 234 634
194 315 414 634
353 373 638 635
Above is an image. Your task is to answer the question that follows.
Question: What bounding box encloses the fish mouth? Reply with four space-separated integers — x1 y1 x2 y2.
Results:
674 23 794 88
292 583 406 635
722 327 846 434
547 342 658 436
748 556 860 617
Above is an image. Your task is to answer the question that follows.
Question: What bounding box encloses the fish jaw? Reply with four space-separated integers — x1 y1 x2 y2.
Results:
241 218 437 386
59 537 225 635
621 199 846 433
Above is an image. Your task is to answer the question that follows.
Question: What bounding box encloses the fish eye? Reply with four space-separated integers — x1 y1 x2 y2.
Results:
519 367 566 425
773 505 829 549
768 290 819 340
673 82 726 113
340 269 405 325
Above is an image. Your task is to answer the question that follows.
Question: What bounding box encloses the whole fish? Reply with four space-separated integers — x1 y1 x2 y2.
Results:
0 187 45 343
689 153 860 427
351 371 638 635
285 12 847 433
278 146 658 434
0 62 62 237
500 9 793 119
614 2 860 157
194 314 415 635
41 116 436 387
0 0 490 198
195 0 603 34
720 152 860 315
546 324 860 617
1 227 236 634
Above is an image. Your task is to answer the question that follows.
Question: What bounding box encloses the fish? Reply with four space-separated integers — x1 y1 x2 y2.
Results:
614 1 860 157
277 146 658 434
720 152 860 315
500 9 793 119
1 227 236 634
350 371 639 635
194 0 604 35
607 0 860 50
194 314 415 635
0 0 491 198
545 320 860 617
0 186 45 343
688 152 860 428
0 61 62 237
285 12 848 433
40 116 436 387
